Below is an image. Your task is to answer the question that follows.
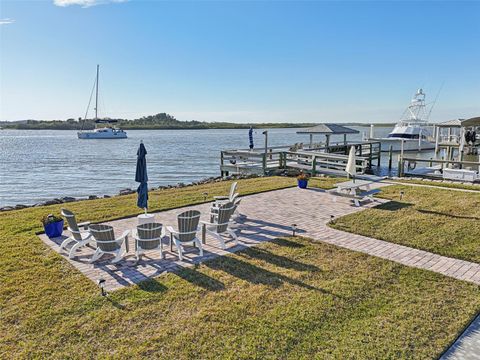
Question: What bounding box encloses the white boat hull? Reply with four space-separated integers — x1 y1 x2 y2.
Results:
370 138 435 152
78 131 127 139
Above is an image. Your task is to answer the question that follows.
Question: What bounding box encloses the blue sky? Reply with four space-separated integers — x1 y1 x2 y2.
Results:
0 0 479 123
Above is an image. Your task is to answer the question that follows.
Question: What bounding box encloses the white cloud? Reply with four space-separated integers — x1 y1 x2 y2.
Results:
0 18 15 25
53 0 127 8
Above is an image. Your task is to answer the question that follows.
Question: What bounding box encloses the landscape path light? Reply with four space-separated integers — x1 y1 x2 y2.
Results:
291 224 297 237
97 278 107 297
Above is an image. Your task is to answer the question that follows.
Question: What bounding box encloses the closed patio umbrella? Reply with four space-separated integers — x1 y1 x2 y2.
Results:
249 127 254 150
135 142 148 213
345 145 357 182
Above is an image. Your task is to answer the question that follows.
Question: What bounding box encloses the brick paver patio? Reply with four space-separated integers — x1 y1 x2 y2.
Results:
39 186 384 290
39 185 480 290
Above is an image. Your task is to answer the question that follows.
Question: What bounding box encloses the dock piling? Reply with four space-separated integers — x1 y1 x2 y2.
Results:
388 145 393 170
377 143 381 167
312 156 317 176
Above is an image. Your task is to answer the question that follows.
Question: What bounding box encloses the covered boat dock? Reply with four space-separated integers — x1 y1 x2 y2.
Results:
296 123 360 148
434 116 480 157
219 124 382 177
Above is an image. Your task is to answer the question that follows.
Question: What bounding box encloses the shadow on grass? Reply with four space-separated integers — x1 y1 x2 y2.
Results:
137 279 168 293
204 252 341 298
107 297 127 310
174 266 225 291
238 247 319 272
270 238 306 248
375 201 412 211
418 209 480 221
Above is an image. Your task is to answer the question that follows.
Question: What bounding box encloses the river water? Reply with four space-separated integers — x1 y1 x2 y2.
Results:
0 127 435 206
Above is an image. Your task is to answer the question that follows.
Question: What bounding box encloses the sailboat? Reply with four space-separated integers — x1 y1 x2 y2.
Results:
369 89 435 151
78 65 127 139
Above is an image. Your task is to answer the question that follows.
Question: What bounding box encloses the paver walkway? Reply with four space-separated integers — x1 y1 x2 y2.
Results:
441 314 480 360
386 180 480 193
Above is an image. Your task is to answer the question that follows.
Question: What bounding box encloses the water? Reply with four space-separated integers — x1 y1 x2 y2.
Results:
0 127 434 207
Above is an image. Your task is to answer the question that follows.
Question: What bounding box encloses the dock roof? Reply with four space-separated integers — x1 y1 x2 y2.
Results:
437 119 462 127
296 123 359 135
437 117 480 128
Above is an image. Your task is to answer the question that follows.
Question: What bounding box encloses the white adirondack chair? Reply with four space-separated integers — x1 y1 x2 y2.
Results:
166 210 203 261
89 224 129 264
60 208 93 259
201 202 238 249
211 197 242 221
133 222 165 261
213 181 238 206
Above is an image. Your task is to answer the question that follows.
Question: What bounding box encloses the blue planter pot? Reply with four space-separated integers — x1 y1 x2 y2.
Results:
297 179 308 189
44 220 64 238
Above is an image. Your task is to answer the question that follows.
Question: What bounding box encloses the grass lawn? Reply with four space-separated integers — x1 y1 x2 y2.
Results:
2 176 479 358
2 236 480 358
391 179 480 192
331 184 480 263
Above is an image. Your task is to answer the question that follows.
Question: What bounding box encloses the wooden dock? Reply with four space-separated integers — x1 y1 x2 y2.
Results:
398 156 480 182
220 141 382 177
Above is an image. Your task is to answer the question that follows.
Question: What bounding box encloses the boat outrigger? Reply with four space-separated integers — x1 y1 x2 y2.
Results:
78 65 127 140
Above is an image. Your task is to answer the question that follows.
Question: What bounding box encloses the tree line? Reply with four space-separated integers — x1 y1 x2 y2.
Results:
2 113 316 130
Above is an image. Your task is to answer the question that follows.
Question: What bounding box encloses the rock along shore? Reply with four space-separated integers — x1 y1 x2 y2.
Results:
0 174 263 212
3 173 477 212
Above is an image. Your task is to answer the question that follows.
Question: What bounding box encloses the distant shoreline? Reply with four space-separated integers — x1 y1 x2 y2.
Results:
0 112 399 130
1 123 397 130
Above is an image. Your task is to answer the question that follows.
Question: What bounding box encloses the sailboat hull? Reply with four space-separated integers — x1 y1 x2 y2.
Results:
78 130 127 139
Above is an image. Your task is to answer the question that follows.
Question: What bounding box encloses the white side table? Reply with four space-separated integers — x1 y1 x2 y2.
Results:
137 213 155 225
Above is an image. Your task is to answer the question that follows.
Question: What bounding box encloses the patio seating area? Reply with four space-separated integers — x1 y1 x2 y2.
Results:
39 186 386 291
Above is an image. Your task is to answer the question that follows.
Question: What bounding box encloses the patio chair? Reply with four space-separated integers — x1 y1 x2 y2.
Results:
60 208 93 259
211 197 242 221
201 202 238 250
231 198 242 220
133 222 164 261
166 210 203 261
89 224 129 264
213 181 238 205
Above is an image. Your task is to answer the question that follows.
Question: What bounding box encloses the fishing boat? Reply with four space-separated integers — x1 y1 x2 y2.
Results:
78 65 127 139
369 89 435 151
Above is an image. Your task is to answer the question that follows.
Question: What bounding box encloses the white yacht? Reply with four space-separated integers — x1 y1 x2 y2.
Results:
369 89 435 151
77 65 127 140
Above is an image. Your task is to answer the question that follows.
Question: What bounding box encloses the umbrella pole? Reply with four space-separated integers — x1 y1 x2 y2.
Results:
144 208 147 215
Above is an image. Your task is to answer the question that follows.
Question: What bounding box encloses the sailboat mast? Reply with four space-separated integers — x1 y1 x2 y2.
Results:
95 64 99 120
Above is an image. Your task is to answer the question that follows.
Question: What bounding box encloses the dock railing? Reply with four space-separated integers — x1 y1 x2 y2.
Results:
283 150 368 176
220 141 381 177
398 156 480 177
220 148 287 176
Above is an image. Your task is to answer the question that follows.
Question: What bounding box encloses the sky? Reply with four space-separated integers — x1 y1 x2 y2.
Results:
0 0 479 123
